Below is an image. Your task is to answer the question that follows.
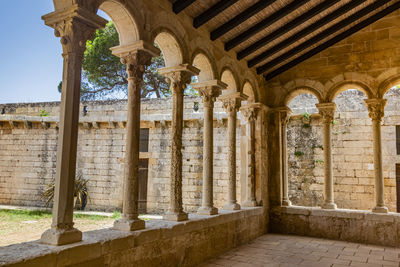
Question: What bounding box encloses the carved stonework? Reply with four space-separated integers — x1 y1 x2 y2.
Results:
198 87 222 107
365 99 387 122
241 106 259 123
277 107 292 126
121 50 153 83
222 98 241 113
163 71 193 95
316 103 336 125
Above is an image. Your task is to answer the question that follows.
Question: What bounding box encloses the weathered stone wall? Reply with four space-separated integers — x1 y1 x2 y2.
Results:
287 89 400 211
0 97 246 213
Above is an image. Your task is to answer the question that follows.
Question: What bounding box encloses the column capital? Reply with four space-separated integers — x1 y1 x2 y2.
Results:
219 92 248 112
240 103 261 123
191 80 226 107
275 106 292 125
316 102 336 124
158 64 200 94
365 98 387 122
42 5 107 54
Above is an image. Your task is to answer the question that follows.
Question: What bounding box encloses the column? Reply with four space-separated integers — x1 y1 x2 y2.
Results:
158 65 199 221
219 93 247 210
40 9 106 245
241 104 260 207
277 107 292 206
365 99 388 213
111 42 159 230
192 80 226 215
316 103 337 209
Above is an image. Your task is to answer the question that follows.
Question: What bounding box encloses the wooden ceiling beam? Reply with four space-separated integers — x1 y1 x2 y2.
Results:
173 0 196 14
248 0 366 68
225 0 310 51
238 0 339 61
257 0 390 75
264 1 400 81
193 0 238 29
210 0 276 41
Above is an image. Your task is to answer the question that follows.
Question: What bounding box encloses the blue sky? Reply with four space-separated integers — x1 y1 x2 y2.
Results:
0 2 109 104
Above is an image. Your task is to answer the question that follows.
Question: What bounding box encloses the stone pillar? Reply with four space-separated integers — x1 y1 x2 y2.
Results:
158 65 199 221
192 80 226 215
111 42 159 230
365 99 388 213
40 9 106 246
241 104 260 207
277 107 292 206
316 103 337 209
219 93 247 210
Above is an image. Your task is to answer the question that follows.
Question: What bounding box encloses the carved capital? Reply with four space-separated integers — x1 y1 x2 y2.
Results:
42 6 107 55
276 106 292 126
219 92 248 113
241 105 260 123
120 50 153 81
158 64 199 95
365 99 387 122
316 103 336 124
191 80 226 108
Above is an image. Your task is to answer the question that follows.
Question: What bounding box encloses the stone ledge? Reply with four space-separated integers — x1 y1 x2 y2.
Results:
0 207 265 267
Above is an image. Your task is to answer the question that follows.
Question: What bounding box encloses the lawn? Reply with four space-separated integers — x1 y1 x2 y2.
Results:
0 209 120 247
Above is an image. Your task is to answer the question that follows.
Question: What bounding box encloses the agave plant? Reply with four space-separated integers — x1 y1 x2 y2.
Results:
41 172 89 210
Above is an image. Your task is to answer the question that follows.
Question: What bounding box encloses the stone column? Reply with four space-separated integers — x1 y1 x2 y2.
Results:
111 42 159 230
277 107 292 206
241 104 260 207
192 80 226 215
316 103 337 209
365 99 388 213
219 93 247 210
158 65 199 221
40 9 106 246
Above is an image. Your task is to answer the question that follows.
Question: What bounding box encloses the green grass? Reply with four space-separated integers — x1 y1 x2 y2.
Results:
0 209 120 221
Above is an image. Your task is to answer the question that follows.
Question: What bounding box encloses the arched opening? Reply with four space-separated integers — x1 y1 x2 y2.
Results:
242 82 255 104
220 69 237 95
154 32 183 68
192 52 214 82
286 92 321 207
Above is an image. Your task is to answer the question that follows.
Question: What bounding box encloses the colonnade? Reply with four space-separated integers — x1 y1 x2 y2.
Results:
40 8 262 246
279 98 389 213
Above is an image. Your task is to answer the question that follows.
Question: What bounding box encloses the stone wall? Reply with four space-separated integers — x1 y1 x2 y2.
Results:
0 97 247 213
287 89 400 211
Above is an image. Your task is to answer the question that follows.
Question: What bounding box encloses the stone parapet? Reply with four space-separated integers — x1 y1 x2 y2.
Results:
0 207 265 266
270 206 400 247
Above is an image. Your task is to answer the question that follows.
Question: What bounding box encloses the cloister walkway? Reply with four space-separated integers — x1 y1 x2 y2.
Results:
203 234 400 267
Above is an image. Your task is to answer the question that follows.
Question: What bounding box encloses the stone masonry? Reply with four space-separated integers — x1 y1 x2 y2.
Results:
287 89 400 212
0 97 245 213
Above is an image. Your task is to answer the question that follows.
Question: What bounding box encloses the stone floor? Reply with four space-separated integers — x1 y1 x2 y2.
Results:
202 234 400 267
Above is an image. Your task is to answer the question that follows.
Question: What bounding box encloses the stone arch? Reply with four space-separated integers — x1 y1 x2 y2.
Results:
283 87 322 107
220 67 239 93
326 81 373 102
191 50 217 82
152 29 184 68
97 0 142 46
243 81 256 103
280 79 323 106
377 68 400 98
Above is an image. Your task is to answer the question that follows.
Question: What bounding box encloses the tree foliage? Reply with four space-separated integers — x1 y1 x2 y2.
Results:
59 21 199 100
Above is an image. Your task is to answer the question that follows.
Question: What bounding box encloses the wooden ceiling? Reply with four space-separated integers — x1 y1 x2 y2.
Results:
171 0 400 81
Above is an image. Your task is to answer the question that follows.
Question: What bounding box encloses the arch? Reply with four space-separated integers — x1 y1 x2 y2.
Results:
377 68 400 97
243 81 256 103
327 81 373 102
153 30 184 68
283 87 322 106
98 0 141 46
220 68 238 93
192 50 216 82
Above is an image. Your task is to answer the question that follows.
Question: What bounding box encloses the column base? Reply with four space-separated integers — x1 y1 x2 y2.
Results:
321 202 337 209
223 202 241 210
242 200 258 207
40 227 82 246
372 206 388 213
197 206 218 215
113 218 145 231
282 199 292 206
163 211 189 222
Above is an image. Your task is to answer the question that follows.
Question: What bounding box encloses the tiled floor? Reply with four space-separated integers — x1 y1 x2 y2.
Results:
203 234 400 267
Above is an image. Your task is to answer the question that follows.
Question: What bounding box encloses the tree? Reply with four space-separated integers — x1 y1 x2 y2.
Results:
58 21 198 100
